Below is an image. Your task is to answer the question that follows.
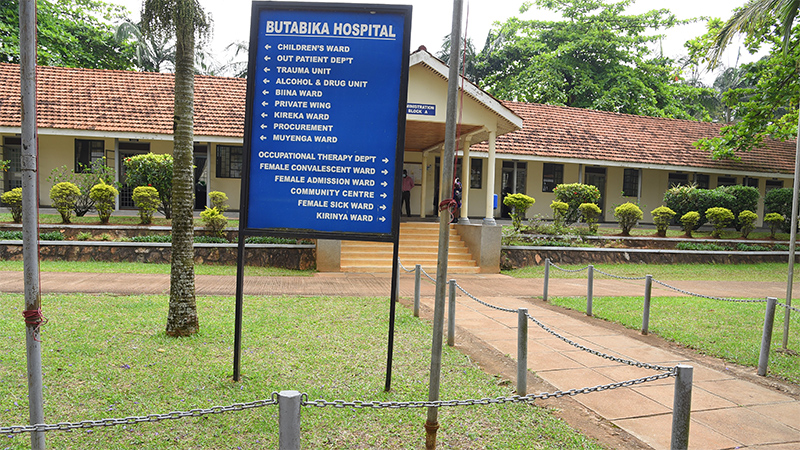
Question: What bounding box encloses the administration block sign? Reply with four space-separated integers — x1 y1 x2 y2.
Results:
242 2 411 239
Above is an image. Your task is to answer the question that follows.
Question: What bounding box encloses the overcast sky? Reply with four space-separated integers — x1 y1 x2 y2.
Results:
110 0 758 78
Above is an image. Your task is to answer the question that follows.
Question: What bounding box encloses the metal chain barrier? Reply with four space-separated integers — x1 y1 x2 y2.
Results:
0 396 279 434
549 262 590 273
397 259 415 273
593 268 648 281
776 301 800 313
455 283 515 313
303 371 674 410
651 279 768 304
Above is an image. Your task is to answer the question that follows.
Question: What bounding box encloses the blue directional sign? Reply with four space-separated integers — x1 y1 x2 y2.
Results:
241 2 411 240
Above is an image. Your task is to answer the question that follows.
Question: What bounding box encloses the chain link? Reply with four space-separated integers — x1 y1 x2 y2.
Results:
303 371 674 410
397 259 415 273
549 262 591 273
0 396 279 435
455 283 516 313
593 268 648 281
776 301 800 313
651 279 767 304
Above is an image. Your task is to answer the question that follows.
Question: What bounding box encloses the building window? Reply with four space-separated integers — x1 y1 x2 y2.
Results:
542 163 563 192
766 179 784 192
668 172 689 188
694 174 709 189
216 145 242 178
75 139 104 172
470 158 482 189
743 177 759 188
622 169 639 197
717 176 736 187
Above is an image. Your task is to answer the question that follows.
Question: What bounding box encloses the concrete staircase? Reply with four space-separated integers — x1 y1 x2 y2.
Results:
340 222 480 273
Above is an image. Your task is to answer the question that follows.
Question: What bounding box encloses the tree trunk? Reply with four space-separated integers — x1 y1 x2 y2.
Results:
166 7 198 337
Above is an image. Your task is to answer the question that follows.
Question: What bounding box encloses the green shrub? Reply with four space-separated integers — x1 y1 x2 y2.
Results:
664 184 741 229
208 191 229 212
244 236 299 244
89 181 119 224
705 207 734 238
503 193 535 231
132 186 160 225
194 236 228 244
50 182 81 223
1 187 23 223
663 184 699 227
200 206 228 238
736 243 770 251
718 185 758 230
578 203 602 233
123 153 173 218
738 210 758 239
614 202 643 236
651 206 676 237
48 158 117 217
39 231 65 241
679 211 700 237
75 232 92 241
0 230 22 240
550 201 569 225
675 242 727 251
764 188 793 232
764 212 785 239
128 234 171 243
553 183 601 225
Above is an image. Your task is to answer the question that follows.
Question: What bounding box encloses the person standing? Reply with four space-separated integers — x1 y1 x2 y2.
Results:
401 169 414 217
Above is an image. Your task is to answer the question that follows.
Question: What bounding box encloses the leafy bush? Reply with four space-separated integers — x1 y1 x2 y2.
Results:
128 234 171 243
764 188 793 232
553 183 601 225
39 231 65 241
705 207 734 238
680 211 700 237
89 181 119 224
663 184 698 226
675 242 727 251
244 236 299 244
209 191 229 212
1 187 23 223
49 182 81 223
132 186 160 225
764 212 785 239
200 206 228 238
503 193 535 231
124 153 173 219
48 158 117 217
614 202 642 236
651 206 676 237
718 185 758 230
75 232 92 241
550 201 569 225
578 203 602 233
738 210 758 239
736 243 770 251
0 230 22 240
194 236 228 244
664 184 740 229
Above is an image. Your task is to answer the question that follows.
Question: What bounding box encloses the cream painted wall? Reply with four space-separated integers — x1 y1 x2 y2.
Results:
38 135 113 206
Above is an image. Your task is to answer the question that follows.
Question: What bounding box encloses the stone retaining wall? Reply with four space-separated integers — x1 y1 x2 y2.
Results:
502 246 798 269
0 241 316 270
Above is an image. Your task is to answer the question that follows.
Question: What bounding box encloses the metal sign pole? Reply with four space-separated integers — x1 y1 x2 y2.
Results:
384 241 400 391
20 0 45 448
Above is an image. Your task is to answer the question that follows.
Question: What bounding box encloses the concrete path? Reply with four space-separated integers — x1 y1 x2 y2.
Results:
1 270 799 449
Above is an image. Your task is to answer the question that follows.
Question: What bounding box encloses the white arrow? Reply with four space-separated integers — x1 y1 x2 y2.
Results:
260 124 268 129
380 193 387 199
264 44 271 50
263 67 270 72
379 216 386 222
264 55 271 61
379 205 387 211
261 112 268 118
381 169 388 175
262 101 268 106
260 135 267 141
381 181 388 187
263 78 270 84
262 90 270 95
382 158 389 163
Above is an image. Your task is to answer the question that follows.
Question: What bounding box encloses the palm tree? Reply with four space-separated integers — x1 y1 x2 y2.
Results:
114 20 175 72
141 0 211 337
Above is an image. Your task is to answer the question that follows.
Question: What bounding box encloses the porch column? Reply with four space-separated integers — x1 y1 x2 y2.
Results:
483 130 497 226
458 137 471 224
420 151 428 218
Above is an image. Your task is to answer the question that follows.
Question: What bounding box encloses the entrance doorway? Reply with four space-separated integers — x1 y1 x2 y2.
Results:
501 161 527 218
118 142 150 208
584 167 607 218
2 137 22 192
194 144 208 210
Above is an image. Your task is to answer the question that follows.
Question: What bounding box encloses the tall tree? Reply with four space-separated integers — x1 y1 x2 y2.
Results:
141 0 211 337
115 19 176 72
474 0 715 120
0 0 135 69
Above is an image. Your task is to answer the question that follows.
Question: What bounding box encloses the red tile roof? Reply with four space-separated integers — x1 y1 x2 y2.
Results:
0 63 246 137
481 101 796 175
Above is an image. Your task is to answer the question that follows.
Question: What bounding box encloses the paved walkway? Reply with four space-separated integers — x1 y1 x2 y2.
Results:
1 270 799 449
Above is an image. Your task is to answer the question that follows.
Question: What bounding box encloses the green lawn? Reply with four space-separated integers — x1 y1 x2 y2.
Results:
0 294 604 449
549 295 800 385
0 260 312 277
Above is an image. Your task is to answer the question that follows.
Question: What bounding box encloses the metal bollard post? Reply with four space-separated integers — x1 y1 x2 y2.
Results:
517 308 528 396
587 265 594 317
278 390 302 450
395 260 400 301
642 275 652 335
670 365 693 450
543 258 550 302
414 264 421 317
448 279 456 346
758 297 778 377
